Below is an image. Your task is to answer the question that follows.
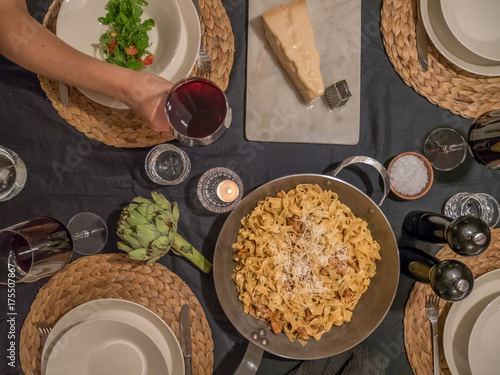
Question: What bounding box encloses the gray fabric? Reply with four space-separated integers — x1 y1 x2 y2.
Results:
287 345 390 375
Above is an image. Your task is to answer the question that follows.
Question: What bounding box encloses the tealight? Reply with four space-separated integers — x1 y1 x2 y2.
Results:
217 180 239 202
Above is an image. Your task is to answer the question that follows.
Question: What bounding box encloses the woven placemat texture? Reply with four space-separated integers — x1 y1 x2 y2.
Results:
40 0 234 148
403 228 500 375
381 0 500 119
19 253 214 375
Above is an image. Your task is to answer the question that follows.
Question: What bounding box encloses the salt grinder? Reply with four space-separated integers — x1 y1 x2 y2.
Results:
403 210 491 257
399 246 474 301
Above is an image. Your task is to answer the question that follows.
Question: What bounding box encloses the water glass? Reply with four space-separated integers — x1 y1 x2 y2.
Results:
0 146 27 202
165 77 232 146
444 192 500 227
145 144 191 185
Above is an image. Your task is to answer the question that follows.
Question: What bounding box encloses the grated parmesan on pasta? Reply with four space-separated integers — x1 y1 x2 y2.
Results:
232 184 381 344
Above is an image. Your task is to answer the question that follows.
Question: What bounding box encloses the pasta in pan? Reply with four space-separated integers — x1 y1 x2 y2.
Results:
232 184 381 344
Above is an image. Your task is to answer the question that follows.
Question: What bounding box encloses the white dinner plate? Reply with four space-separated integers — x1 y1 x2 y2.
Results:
421 0 500 76
41 299 184 375
56 0 200 108
441 0 500 61
468 295 500 375
45 318 169 375
443 269 500 375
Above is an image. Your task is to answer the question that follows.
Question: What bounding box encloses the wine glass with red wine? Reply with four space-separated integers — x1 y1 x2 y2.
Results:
423 110 500 170
0 213 108 284
165 77 232 146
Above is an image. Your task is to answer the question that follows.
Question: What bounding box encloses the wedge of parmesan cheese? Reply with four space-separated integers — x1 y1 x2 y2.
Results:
262 0 325 104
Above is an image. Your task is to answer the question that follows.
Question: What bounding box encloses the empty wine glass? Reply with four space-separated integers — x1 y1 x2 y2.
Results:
423 110 500 170
0 213 108 284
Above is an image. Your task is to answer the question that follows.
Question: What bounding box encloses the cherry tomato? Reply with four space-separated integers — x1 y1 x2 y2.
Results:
126 45 138 55
142 55 154 66
108 40 118 54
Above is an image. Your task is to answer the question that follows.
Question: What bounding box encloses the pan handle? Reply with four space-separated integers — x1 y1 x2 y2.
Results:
235 342 264 375
332 156 390 207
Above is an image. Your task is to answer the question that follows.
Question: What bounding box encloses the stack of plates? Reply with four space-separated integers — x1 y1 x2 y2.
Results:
443 269 500 375
41 299 185 375
421 0 500 76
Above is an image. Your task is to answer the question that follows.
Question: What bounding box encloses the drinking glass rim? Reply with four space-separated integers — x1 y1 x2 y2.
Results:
164 77 231 143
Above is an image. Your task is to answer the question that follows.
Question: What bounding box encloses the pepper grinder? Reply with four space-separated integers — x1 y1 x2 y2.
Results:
403 210 491 256
399 246 474 301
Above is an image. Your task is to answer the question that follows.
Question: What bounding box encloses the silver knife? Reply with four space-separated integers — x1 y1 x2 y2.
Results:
180 304 192 375
59 82 69 106
416 0 428 71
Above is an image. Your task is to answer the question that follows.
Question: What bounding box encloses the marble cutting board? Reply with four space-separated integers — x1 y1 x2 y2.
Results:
245 0 361 144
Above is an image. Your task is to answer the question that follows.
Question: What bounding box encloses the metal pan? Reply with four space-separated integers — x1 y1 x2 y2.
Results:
213 156 400 374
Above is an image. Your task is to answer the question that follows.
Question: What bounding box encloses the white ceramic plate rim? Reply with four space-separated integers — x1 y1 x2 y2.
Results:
421 0 500 76
56 0 200 108
45 318 169 375
441 0 500 61
443 269 500 375
41 299 184 375
468 295 500 375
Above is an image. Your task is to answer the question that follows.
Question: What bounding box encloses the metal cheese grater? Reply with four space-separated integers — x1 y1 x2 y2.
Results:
323 79 352 111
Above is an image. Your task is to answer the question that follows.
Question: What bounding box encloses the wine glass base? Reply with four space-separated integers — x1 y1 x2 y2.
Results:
423 128 467 171
67 212 109 255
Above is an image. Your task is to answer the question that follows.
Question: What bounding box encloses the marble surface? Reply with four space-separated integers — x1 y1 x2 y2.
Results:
246 0 361 144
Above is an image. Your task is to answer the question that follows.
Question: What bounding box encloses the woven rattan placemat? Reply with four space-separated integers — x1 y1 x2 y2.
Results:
403 228 500 375
19 253 214 375
381 0 500 119
40 0 235 148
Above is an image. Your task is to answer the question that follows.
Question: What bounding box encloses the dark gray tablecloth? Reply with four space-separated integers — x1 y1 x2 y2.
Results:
1 0 499 374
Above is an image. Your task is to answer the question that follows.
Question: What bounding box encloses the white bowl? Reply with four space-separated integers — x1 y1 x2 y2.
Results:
56 0 200 108
421 0 500 76
441 0 500 62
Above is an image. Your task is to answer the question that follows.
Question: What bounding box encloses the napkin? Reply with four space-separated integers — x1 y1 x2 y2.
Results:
287 345 389 375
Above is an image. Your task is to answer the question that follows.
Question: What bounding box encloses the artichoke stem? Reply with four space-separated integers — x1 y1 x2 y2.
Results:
172 234 212 274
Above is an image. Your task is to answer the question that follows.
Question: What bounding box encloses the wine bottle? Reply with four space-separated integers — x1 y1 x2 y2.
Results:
399 246 474 301
403 211 490 256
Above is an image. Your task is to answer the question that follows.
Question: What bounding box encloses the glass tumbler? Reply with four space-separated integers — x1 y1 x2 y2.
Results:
0 146 27 202
444 192 500 227
145 144 191 185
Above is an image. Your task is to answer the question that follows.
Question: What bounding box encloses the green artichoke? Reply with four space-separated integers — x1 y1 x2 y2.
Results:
117 192 212 273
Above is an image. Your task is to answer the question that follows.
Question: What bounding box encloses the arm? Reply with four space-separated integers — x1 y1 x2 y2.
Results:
0 0 173 132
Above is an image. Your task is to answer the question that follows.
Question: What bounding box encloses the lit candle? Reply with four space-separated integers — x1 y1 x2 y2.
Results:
216 180 239 202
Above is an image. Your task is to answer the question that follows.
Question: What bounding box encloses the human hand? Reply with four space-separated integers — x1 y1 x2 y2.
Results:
121 71 174 133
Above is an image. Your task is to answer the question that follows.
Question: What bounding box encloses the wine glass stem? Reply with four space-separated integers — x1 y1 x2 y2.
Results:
71 228 103 241
442 143 467 154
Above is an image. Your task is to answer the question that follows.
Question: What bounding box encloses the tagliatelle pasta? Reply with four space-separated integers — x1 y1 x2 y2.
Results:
232 184 381 344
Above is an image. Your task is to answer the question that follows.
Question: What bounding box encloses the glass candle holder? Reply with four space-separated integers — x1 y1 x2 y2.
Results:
444 192 500 227
197 167 243 213
145 144 191 185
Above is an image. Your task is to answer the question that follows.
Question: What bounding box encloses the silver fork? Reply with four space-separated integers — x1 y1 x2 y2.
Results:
191 0 212 79
34 321 52 347
425 294 440 375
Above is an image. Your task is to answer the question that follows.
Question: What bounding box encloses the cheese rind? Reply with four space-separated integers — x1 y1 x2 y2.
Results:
262 0 325 104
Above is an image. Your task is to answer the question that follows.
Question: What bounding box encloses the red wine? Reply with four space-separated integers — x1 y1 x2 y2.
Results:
468 114 500 168
0 217 73 280
0 230 31 272
166 79 228 138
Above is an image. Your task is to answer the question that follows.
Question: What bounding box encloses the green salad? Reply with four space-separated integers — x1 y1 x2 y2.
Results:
98 0 155 70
